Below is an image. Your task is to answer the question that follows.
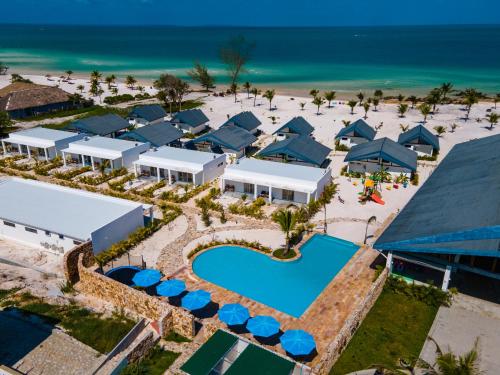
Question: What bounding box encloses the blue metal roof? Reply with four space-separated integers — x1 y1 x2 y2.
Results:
258 136 331 167
344 137 417 171
375 134 500 257
273 116 314 137
398 125 440 150
336 119 376 141
190 125 257 151
66 113 129 136
171 109 209 127
118 122 183 147
223 111 262 132
128 104 167 122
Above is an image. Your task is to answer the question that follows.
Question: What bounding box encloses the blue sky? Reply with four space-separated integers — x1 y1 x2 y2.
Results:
1 0 499 26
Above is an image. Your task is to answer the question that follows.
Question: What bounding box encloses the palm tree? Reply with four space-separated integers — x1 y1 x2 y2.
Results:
99 159 110 176
398 103 409 118
125 75 137 90
313 96 325 115
229 82 239 103
397 94 405 103
427 88 442 112
243 82 251 98
105 75 115 90
434 125 446 137
76 84 85 94
111 87 119 96
486 112 499 130
309 89 319 99
461 88 480 121
90 70 101 82
363 102 370 119
299 102 306 111
137 85 145 93
65 70 73 80
342 120 351 127
263 89 275 110
400 124 409 132
440 82 454 103
324 91 336 108
450 123 458 133
347 100 357 115
372 97 380 111
251 87 260 107
419 103 431 123
272 208 297 256
374 89 383 99
357 92 364 105
408 95 418 109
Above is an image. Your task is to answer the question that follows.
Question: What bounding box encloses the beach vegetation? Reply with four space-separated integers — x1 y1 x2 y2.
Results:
103 93 134 105
111 87 119 96
458 88 481 121
120 345 179 375
419 103 431 123
105 74 116 89
263 89 276 110
161 183 209 203
65 70 73 80
485 112 498 130
398 103 409 118
219 35 255 85
397 93 405 103
324 91 336 108
357 91 365 105
77 84 85 93
188 239 272 259
188 61 215 91
426 88 442 112
411 172 419 186
90 70 102 82
272 207 298 256
449 123 458 133
335 140 350 151
0 111 13 131
309 89 319 98
313 95 325 115
433 125 446 137
229 82 238 102
154 73 190 113
399 124 409 132
228 196 266 219
251 87 260 106
273 247 297 259
347 100 357 114
374 89 383 99
362 101 370 119
0 61 8 75
10 73 32 83
408 95 418 108
299 102 306 110
125 75 137 89
439 82 454 103
243 81 251 98
372 97 380 111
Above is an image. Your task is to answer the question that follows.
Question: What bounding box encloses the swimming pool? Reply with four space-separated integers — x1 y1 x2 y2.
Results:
192 234 359 317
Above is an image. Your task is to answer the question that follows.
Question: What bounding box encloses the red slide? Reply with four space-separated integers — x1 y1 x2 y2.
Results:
371 194 385 205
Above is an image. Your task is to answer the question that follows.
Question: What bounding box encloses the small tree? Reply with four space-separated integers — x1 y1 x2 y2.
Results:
65 70 73 80
449 123 458 133
419 103 431 123
363 102 370 119
397 93 405 103
125 75 137 90
263 89 275 110
324 91 336 108
105 74 116 89
433 125 446 137
187 62 215 91
486 112 499 130
440 82 454 103
398 103 409 118
220 35 255 85
400 124 409 132
90 70 101 82
372 97 380 111
0 111 13 131
408 95 418 109
299 102 306 111
251 87 260 107
229 83 239 103
309 89 319 99
243 82 251 98
313 96 325 115
427 88 442 112
357 92 364 105
374 89 383 99
342 120 351 127
347 100 357 115
111 87 119 96
272 208 298 256
77 84 85 94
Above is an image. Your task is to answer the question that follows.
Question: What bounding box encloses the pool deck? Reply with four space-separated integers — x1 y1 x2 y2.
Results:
175 240 381 367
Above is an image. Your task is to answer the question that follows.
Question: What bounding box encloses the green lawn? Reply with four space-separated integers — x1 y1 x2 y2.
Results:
120 345 180 375
330 287 439 374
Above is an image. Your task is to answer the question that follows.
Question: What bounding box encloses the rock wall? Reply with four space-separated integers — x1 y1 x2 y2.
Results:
172 308 196 339
126 332 159 364
63 241 94 284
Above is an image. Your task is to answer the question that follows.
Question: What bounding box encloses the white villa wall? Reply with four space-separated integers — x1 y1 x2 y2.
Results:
202 155 226 183
176 122 207 135
121 143 150 168
402 143 434 156
339 135 370 148
348 161 412 177
224 180 309 204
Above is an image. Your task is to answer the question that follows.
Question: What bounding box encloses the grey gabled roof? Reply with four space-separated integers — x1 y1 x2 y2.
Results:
273 116 314 136
118 122 183 147
336 119 376 141
344 137 417 171
258 136 331 166
398 125 440 150
171 109 209 127
223 111 262 132
128 104 167 122
191 125 257 151
374 134 500 257
66 113 129 136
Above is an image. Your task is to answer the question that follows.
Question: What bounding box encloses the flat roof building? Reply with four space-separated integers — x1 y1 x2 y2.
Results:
134 146 226 185
61 136 149 170
221 158 331 204
0 178 150 254
1 127 85 160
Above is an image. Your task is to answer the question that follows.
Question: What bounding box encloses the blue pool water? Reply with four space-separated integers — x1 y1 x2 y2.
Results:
192 234 359 317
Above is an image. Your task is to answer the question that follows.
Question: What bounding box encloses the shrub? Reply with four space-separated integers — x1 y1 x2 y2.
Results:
160 183 209 203
134 180 166 198
79 168 127 185
228 196 266 219
188 239 272 258
53 166 92 180
103 94 134 105
195 188 225 226
34 157 63 176
385 276 454 307
335 140 350 152
410 172 419 186
108 174 135 192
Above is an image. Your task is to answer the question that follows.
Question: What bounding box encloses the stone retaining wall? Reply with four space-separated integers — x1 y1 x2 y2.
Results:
63 241 94 284
313 268 389 374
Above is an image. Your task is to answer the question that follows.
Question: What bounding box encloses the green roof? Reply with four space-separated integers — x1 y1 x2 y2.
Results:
180 330 237 375
225 344 295 375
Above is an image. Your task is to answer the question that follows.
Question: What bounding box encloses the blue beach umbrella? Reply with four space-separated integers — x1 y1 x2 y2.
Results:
246 315 280 337
280 329 316 356
181 290 211 311
218 303 250 326
156 279 186 297
132 269 162 287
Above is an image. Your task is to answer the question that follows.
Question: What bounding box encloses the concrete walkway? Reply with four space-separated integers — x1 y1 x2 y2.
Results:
419 294 500 375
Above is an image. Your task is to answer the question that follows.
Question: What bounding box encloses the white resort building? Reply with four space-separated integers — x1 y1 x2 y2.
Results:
61 136 149 170
1 127 86 160
0 178 151 254
221 158 331 204
134 146 226 185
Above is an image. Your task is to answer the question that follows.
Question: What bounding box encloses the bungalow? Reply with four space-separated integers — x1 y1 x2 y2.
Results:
127 104 167 126
344 137 417 177
0 82 75 119
1 127 85 160
222 111 262 135
257 136 331 168
66 113 130 138
0 178 151 254
61 136 149 171
273 116 314 140
134 146 226 185
335 119 376 149
398 125 440 157
221 158 331 204
171 109 210 135
118 122 183 148
188 125 257 160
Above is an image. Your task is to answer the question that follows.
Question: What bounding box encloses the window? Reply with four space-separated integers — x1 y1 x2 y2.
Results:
73 240 82 245
3 221 15 227
243 183 254 194
178 172 193 183
282 189 295 201
25 227 38 234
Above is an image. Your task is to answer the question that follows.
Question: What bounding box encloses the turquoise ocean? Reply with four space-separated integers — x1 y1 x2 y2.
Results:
1 24 499 94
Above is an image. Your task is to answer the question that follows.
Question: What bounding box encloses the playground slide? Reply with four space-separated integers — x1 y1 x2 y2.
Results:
370 194 385 205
